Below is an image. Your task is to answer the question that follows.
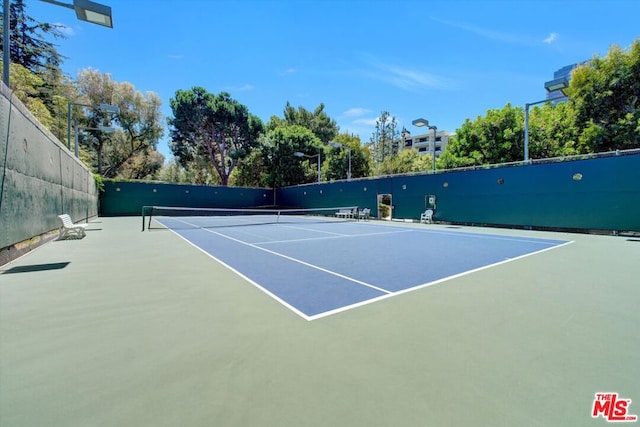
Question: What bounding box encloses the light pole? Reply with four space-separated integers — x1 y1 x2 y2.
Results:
329 141 351 180
293 152 321 183
524 77 571 162
74 123 115 157
412 118 438 172
3 0 114 87
68 102 119 156
524 95 567 162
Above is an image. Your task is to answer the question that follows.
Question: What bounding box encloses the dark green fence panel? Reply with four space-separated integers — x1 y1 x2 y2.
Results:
277 152 640 232
0 83 98 252
100 181 275 216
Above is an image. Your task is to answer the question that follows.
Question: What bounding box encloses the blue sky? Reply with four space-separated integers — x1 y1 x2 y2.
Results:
27 0 640 159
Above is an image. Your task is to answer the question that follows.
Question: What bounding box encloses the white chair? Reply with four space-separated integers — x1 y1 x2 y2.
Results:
336 209 352 219
420 209 434 224
358 208 370 221
57 214 88 239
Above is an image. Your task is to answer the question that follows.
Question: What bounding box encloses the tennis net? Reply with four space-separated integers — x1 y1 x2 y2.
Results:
141 205 361 231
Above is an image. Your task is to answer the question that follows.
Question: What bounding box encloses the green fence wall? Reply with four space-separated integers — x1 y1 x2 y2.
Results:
100 181 275 216
277 151 640 232
0 82 99 254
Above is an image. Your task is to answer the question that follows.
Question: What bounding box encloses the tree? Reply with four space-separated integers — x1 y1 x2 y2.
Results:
76 69 165 178
527 101 579 158
259 125 323 188
0 0 65 74
369 111 401 163
323 133 371 180
439 103 525 168
568 39 640 152
268 102 339 143
372 149 432 175
168 87 263 186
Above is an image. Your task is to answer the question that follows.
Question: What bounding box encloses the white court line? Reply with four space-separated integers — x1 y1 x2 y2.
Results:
160 217 574 321
254 229 413 245
278 224 348 236
307 240 575 320
414 230 563 245
171 218 391 296
157 221 312 320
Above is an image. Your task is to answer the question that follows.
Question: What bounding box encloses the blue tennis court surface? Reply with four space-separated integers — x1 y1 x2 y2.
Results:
156 217 572 320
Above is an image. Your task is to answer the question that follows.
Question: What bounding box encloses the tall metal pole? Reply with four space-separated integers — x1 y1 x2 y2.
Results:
67 101 72 150
3 0 10 86
428 125 437 172
316 154 320 183
524 95 567 162
524 103 530 161
74 120 79 157
347 149 351 180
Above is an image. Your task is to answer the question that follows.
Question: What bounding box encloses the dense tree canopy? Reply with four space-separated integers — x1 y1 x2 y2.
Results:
168 88 263 186
267 102 339 144
323 133 371 181
258 125 323 188
75 69 165 178
568 40 640 152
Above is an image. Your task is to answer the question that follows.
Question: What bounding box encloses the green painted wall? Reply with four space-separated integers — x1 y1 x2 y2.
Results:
277 152 640 232
0 83 99 251
100 181 275 216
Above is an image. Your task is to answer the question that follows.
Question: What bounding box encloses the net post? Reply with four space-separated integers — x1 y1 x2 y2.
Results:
142 206 146 231
147 206 154 231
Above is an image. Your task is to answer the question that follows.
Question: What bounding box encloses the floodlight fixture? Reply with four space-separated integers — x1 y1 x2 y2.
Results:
412 118 429 127
40 0 113 28
544 77 569 94
413 118 437 172
292 152 321 182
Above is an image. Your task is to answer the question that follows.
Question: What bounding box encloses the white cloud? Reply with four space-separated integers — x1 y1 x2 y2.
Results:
543 32 558 44
224 84 255 92
363 60 456 92
55 23 75 37
343 108 371 117
280 67 297 76
431 17 525 44
352 118 380 126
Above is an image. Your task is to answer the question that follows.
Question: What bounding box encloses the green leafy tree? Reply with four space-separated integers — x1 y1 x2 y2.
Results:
0 0 65 74
1 0 76 143
230 150 268 187
323 133 371 180
527 101 579 157
76 69 165 178
259 125 323 187
373 149 432 175
168 87 263 186
568 40 640 152
268 102 339 143
439 103 525 168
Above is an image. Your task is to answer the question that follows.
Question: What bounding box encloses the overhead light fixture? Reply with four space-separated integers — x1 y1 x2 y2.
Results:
39 0 114 28
412 118 429 127
544 77 569 94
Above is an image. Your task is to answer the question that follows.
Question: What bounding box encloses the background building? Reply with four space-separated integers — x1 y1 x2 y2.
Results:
402 130 451 157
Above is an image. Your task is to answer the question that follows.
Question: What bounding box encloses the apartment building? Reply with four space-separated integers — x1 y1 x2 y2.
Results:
402 130 450 157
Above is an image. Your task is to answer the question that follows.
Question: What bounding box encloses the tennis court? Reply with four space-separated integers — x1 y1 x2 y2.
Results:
150 207 572 320
1 216 639 426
